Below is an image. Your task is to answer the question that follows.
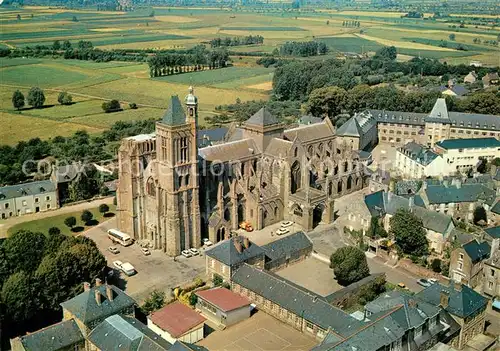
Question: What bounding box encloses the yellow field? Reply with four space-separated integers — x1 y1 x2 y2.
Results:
246 81 273 91
90 28 129 32
154 15 200 23
355 34 456 51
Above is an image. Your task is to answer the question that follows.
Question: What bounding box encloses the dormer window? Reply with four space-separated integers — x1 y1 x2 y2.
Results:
39 187 45 192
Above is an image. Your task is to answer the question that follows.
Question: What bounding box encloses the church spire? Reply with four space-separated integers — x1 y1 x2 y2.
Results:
185 86 198 125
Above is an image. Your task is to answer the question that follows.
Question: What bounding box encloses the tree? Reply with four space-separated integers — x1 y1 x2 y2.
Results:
212 273 224 286
473 206 487 225
17 14 21 20
62 40 72 50
48 227 61 236
368 216 388 238
304 86 347 120
431 258 442 273
12 90 25 110
1 271 37 325
81 210 93 225
102 100 121 113
3 230 46 273
129 102 137 109
141 290 166 314
64 216 77 231
72 16 78 22
99 204 109 215
27 87 45 108
329 246 370 286
45 227 67 254
477 157 488 174
52 40 61 50
57 92 72 105
374 46 397 61
389 209 429 256
449 33 456 41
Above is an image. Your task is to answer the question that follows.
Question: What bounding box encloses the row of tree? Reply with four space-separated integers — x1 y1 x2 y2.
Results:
147 46 229 77
342 20 361 27
0 230 106 339
209 35 264 48
279 40 328 57
12 88 72 110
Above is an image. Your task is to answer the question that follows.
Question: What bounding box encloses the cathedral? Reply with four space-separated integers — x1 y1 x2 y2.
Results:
117 88 367 256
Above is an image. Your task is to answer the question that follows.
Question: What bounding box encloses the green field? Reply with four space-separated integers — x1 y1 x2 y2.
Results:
221 26 306 31
7 204 117 236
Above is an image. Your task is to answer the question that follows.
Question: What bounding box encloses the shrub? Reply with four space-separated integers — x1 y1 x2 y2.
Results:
102 100 121 113
431 258 442 273
212 274 223 286
129 102 138 109
57 92 72 105
27 87 45 108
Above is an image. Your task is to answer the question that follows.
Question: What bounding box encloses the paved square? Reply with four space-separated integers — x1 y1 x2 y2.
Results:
197 312 317 351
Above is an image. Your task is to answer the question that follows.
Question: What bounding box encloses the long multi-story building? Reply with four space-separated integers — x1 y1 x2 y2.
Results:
0 180 58 219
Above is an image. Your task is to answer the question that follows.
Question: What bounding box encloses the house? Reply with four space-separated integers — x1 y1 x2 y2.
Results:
416 282 488 349
368 168 391 193
10 319 85 351
195 287 251 327
482 72 499 88
260 231 313 271
88 314 172 351
336 110 378 151
148 302 205 344
482 227 500 300
463 71 478 84
51 163 84 204
449 239 491 287
395 142 443 179
205 236 265 281
439 84 469 98
0 180 58 219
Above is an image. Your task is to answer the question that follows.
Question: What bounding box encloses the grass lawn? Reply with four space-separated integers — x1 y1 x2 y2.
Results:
7 204 117 236
0 64 91 88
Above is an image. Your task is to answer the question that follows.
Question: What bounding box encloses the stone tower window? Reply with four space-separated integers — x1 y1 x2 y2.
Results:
146 178 156 197
180 137 189 163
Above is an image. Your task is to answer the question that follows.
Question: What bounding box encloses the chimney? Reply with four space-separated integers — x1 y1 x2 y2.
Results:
490 238 499 258
443 180 449 188
409 197 414 212
455 179 461 189
95 290 102 306
95 278 102 287
106 285 114 302
243 237 250 249
83 282 91 291
233 238 243 253
439 290 449 309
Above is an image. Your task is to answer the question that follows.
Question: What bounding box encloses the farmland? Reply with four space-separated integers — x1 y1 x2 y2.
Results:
0 5 499 145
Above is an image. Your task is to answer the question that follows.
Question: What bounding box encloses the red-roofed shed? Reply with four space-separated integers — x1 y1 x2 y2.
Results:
195 288 251 327
147 302 205 344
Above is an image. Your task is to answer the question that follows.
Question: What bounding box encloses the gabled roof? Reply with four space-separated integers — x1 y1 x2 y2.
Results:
398 142 439 166
88 315 171 351
53 164 81 183
198 139 258 162
484 226 500 239
149 302 205 338
0 180 56 201
245 107 278 126
162 96 186 126
232 264 363 337
336 117 362 137
424 183 496 205
196 287 250 312
435 137 500 150
261 231 312 262
298 115 323 125
16 319 84 351
283 120 334 142
416 283 488 318
264 138 293 158
60 285 136 325
463 239 491 263
197 127 228 148
205 236 264 266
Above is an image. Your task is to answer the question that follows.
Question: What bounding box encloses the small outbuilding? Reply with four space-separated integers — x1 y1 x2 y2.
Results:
147 302 205 344
195 288 251 327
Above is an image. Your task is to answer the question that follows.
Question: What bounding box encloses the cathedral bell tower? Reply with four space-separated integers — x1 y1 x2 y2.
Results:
155 88 201 256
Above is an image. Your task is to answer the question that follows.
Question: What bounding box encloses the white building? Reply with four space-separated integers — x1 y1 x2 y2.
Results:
395 142 444 179
434 137 500 175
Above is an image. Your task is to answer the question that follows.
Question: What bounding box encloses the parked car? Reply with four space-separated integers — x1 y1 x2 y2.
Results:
281 221 294 228
141 248 150 256
276 228 290 236
397 282 408 289
181 250 192 258
108 246 120 254
239 221 253 232
189 248 200 256
203 238 213 247
417 279 432 287
428 278 438 284
121 262 136 276
113 260 123 270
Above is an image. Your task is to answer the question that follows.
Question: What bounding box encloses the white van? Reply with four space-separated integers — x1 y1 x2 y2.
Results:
120 262 136 276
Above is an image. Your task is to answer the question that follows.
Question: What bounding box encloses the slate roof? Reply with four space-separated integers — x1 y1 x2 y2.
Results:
170 341 208 351
205 236 265 266
88 315 171 351
424 183 496 205
398 142 439 166
245 107 278 126
484 226 500 239
298 115 323 125
0 180 56 201
260 231 312 262
162 96 186 126
196 287 250 312
427 98 451 123
284 121 334 142
364 190 385 217
372 109 427 126
264 138 293 158
439 85 469 97
16 319 84 351
450 229 474 245
198 139 258 162
336 117 362 137
395 180 422 195
463 239 491 263
416 283 488 318
60 285 136 325
232 264 364 337
149 302 205 338
53 164 81 183
436 137 500 150
412 206 453 234
197 127 228 148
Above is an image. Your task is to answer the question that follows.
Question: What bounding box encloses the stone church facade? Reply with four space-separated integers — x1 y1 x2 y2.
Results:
117 88 367 256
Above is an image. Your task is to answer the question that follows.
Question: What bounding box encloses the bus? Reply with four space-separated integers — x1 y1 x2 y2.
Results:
107 229 133 246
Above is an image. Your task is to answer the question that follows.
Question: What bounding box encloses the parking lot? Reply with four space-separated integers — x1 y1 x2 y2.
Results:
84 218 206 302
197 312 317 351
276 257 342 296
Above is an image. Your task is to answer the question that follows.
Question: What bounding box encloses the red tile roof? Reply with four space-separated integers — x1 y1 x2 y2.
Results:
149 302 205 338
195 288 250 312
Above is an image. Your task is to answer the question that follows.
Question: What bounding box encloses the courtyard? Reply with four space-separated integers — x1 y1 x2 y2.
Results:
197 311 317 351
